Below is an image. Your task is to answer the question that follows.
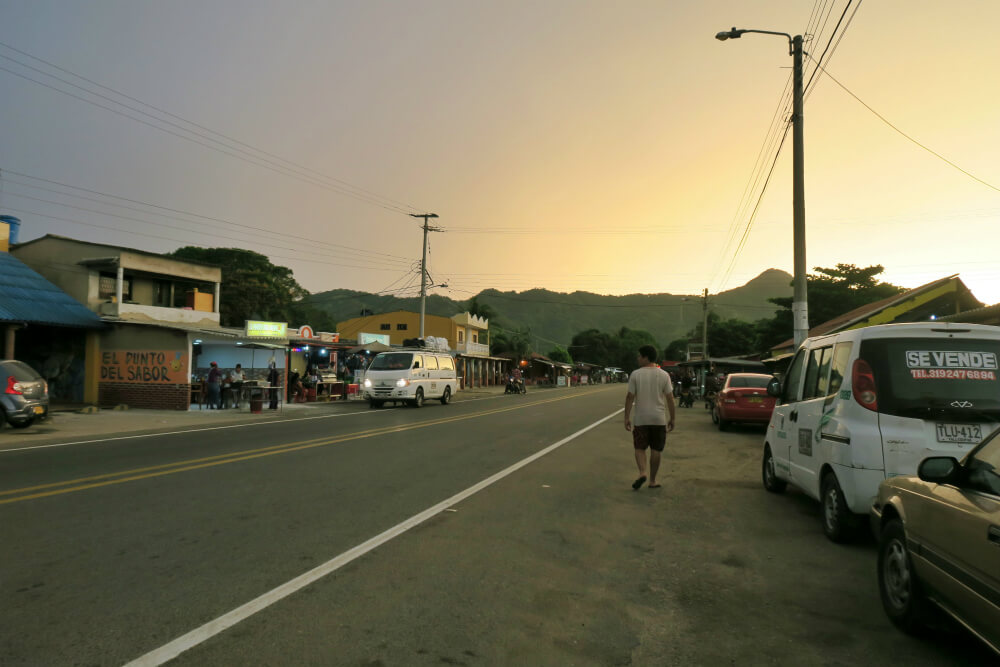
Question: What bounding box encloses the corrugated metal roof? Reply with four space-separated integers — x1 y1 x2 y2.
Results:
0 252 105 328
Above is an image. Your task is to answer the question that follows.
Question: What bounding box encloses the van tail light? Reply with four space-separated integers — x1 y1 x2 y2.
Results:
852 359 878 411
6 376 23 395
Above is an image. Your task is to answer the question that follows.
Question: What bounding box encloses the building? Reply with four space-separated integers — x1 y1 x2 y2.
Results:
768 275 983 358
1 222 106 402
12 234 288 409
337 310 509 388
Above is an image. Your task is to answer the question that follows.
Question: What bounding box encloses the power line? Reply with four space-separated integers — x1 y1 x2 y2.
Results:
804 1 860 97
0 40 423 215
0 56 418 216
3 206 408 274
1 169 415 265
810 57 1000 195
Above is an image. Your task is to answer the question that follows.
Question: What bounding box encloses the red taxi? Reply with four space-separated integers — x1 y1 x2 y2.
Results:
712 373 775 430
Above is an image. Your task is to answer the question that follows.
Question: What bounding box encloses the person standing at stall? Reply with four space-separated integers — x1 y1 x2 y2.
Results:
229 363 246 408
206 361 223 409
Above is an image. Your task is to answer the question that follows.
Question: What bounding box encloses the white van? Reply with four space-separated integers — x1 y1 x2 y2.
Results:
761 322 1000 542
363 349 458 408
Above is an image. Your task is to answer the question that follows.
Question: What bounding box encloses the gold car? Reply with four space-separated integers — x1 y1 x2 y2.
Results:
871 427 1000 655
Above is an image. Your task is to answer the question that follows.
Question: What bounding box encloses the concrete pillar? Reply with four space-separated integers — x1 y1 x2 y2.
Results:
84 331 101 404
4 325 16 359
214 282 221 314
115 266 124 304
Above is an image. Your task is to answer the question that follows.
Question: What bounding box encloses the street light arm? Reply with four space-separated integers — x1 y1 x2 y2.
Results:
715 27 794 54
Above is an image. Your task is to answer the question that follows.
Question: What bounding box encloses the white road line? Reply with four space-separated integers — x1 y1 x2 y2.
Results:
0 394 513 454
123 407 624 667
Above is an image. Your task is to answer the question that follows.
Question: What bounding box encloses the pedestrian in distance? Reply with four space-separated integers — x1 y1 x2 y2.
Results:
624 345 676 490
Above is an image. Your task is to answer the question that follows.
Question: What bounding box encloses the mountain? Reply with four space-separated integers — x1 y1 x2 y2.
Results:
305 269 793 348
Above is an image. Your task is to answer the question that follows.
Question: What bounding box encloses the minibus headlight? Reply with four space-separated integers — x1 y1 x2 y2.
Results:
396 378 410 387
363 378 372 388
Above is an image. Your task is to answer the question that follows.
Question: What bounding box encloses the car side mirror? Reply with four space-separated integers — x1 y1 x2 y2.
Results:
917 456 962 484
766 377 781 397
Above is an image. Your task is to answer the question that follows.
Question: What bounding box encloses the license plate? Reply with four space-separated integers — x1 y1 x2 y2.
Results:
32 406 45 415
746 397 763 403
936 423 982 444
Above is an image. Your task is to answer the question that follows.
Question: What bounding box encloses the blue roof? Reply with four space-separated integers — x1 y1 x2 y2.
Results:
0 252 105 328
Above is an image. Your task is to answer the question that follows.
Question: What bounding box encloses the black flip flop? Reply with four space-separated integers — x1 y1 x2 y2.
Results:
632 476 647 490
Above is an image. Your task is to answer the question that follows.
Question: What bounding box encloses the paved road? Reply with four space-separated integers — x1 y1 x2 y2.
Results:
1 385 991 665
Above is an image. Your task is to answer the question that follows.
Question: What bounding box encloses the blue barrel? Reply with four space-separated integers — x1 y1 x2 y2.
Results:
0 215 20 244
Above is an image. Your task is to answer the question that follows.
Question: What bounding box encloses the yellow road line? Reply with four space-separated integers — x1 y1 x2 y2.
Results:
0 391 597 505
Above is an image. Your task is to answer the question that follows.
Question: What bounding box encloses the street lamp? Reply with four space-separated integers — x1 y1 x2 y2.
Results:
716 26 809 349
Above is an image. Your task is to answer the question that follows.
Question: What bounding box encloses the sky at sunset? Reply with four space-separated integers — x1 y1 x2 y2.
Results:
2 1 999 308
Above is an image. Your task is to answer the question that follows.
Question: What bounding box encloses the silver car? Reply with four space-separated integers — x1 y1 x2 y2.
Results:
871 427 1000 655
0 360 49 428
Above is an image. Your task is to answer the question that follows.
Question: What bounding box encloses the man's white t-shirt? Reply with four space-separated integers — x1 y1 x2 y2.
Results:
627 366 673 426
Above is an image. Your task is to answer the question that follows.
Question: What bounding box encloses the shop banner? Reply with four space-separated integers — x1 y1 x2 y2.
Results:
100 350 188 383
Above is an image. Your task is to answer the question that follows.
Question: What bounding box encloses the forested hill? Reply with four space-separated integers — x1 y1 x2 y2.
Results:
305 269 793 347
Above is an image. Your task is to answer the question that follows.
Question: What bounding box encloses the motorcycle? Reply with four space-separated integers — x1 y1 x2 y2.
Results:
679 385 694 408
505 376 527 395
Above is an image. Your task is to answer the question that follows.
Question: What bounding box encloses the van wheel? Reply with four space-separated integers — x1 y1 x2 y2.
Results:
821 471 856 543
411 388 424 408
439 387 451 405
878 518 930 634
762 446 787 493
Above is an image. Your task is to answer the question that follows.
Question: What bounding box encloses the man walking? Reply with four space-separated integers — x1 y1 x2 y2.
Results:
624 345 676 490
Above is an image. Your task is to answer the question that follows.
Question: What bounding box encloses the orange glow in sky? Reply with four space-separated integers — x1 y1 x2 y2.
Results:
2 1 999 306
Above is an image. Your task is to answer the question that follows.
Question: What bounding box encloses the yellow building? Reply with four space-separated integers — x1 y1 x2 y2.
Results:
337 310 490 352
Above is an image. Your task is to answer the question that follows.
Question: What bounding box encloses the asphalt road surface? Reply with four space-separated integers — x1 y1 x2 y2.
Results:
1 385 993 665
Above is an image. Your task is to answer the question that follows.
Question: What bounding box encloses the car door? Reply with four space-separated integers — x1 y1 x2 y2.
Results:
770 348 807 484
424 354 441 397
788 345 833 497
908 435 1000 651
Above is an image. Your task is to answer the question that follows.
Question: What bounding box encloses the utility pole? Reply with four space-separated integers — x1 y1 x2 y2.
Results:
409 213 440 338
701 288 709 362
790 34 808 348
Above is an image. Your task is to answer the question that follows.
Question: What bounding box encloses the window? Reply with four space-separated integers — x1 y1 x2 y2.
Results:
412 355 423 369
827 342 854 397
380 323 391 331
782 350 806 403
424 356 439 370
802 347 832 401
439 357 455 371
967 436 1000 495
98 272 131 300
472 331 478 343
396 323 408 331
457 329 465 343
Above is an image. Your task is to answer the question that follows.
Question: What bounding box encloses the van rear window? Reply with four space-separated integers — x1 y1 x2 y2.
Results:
860 338 1000 418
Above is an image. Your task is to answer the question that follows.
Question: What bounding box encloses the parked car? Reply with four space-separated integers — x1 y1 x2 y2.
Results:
712 373 775 430
1 359 49 428
871 426 1000 656
760 322 1000 541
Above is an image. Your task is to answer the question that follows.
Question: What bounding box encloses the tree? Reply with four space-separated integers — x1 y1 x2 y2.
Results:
491 327 532 358
756 264 904 351
663 339 688 362
569 329 619 367
547 346 572 363
170 247 308 327
616 327 659 371
465 296 498 323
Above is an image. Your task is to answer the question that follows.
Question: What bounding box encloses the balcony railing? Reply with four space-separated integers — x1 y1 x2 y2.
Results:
98 301 220 325
456 340 489 356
